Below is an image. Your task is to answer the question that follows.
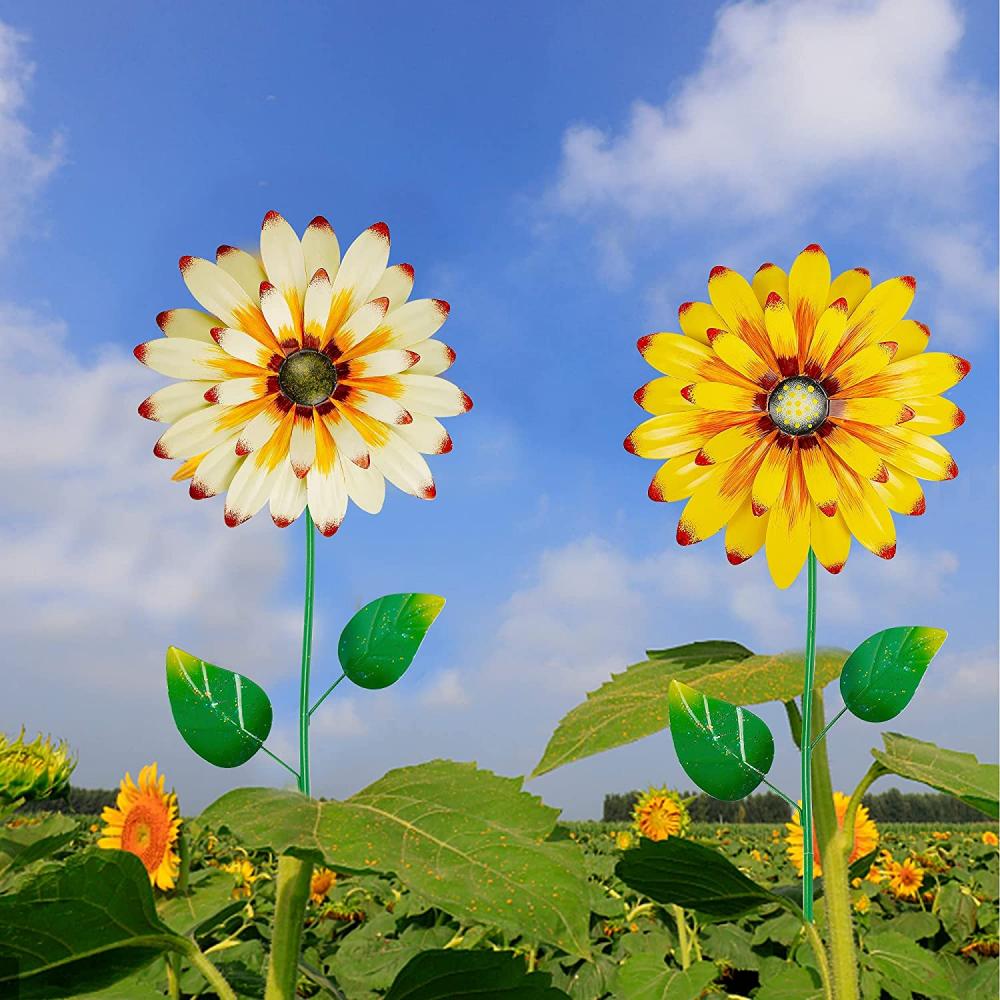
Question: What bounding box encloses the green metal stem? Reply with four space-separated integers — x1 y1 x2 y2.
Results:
809 706 847 750
800 549 819 922
298 509 317 797
309 671 346 718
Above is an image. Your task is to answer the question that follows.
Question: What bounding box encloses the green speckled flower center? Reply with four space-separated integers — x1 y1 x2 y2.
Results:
768 376 829 436
278 349 337 406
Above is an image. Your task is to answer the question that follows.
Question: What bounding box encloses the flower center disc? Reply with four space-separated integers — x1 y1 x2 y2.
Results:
278 349 338 406
767 376 829 436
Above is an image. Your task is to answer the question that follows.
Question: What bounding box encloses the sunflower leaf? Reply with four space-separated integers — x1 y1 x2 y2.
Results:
0 848 180 998
200 759 592 959
165 646 273 769
872 733 999 819
532 646 847 777
840 626 947 723
613 956 718 1000
615 837 781 920
667 679 774 800
339 593 445 689
385 949 570 999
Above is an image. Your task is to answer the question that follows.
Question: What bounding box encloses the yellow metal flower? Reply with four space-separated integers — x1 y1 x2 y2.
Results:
98 763 181 890
135 212 472 535
309 867 337 904
632 787 691 841
625 246 969 587
888 857 925 900
983 830 999 847
785 791 879 878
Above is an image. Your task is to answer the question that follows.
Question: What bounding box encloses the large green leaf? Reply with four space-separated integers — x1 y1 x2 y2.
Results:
754 965 823 1000
0 813 78 878
872 733 999 818
339 593 445 689
157 869 244 937
840 626 946 723
385 949 569 999
201 759 592 957
615 837 783 920
166 645 272 768
861 930 957 999
0 848 180 998
532 646 847 776
667 680 774 800
613 956 717 999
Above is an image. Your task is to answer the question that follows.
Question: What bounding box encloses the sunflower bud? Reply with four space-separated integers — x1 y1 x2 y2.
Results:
0 730 76 804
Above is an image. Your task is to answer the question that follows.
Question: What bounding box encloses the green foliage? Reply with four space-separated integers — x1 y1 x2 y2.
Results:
533 644 847 776
840 626 946 723
339 593 445 690
613 955 718 999
385 949 570 998
873 733 1000 818
667 680 775 800
165 646 273 768
201 759 593 958
0 813 77 880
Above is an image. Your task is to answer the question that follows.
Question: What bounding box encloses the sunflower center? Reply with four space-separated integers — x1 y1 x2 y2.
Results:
767 376 829 436
278 349 337 406
121 802 167 871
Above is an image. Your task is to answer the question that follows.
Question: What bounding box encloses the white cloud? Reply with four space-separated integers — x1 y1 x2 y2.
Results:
556 0 990 222
0 23 61 248
420 670 469 708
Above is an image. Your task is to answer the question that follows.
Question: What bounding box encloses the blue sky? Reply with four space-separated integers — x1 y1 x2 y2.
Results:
0 0 996 817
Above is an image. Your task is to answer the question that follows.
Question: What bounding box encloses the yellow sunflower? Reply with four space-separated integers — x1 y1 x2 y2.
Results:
983 830 999 847
309 867 337 904
625 245 969 587
888 857 925 900
785 790 879 878
135 212 472 536
98 763 181 890
632 787 691 841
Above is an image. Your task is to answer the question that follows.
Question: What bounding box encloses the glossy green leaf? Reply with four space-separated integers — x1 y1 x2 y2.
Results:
840 626 947 722
614 956 717 999
532 646 846 776
385 949 569 999
872 732 999 819
165 646 272 768
339 593 445 689
0 848 179 998
645 640 754 664
0 812 78 879
615 837 781 919
201 759 592 958
667 679 774 800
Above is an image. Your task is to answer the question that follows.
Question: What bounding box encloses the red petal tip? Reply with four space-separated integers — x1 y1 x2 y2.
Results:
678 301 693 315
623 435 637 455
210 327 224 344
319 522 340 537
953 408 966 428
915 321 931 338
307 215 332 231
137 398 155 419
854 267 870 277
727 550 749 565
803 243 824 254
637 334 655 354
259 280 275 294
956 357 971 378
310 267 330 283
152 440 170 459
460 392 474 412
830 297 848 313
900 275 917 290
224 510 244 528
764 291 783 308
709 265 728 280
756 262 775 272
421 483 437 500
398 262 415 278
433 299 451 317
178 255 195 272
945 460 958 480
910 496 927 516
751 500 768 517
706 327 724 344
694 451 713 467
676 523 695 546
680 383 696 402
874 464 889 483
133 343 148 363
189 481 211 500
439 434 454 455
633 385 647 406
262 210 281 225
445 346 457 364
155 310 171 331
819 501 837 517
878 543 897 560
404 350 420 368
648 479 664 502
899 405 915 423
216 244 236 258
826 562 844 575
369 221 390 240
234 441 250 457
272 515 293 528
204 386 220 403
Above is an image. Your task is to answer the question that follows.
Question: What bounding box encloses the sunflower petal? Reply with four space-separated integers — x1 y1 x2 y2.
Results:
344 387 412 426
369 262 414 312
235 397 291 456
829 457 896 559
762 292 799 376
269 459 308 527
707 265 777 366
845 424 958 481
799 440 839 515
634 376 692 414
190 437 243 499
301 216 341 283
887 319 930 361
340 451 386 514
394 413 453 455
788 244 831 355
372 432 436 499
821 424 888 482
260 212 307 335
725 499 768 564
904 395 965 435
156 308 218 343
224 448 282 527
216 246 267 299
765 458 811 589
303 268 334 350
408 340 456 375
679 381 764 413
318 406 370 468
391 375 472 418
841 352 971 400
259 280 299 351
639 332 754 387
626 410 743 460
154 407 238 460
830 397 915 427
647 453 713 502
353 298 451 356
205 375 271 407
826 342 897 394
289 407 317 477
750 438 792 516
306 463 348 536
139 381 213 422
329 222 391 320
828 267 871 315
832 275 915 367
677 301 726 346
872 465 926 516
341 349 419 379
751 263 789 309
696 417 769 466
329 297 389 357
707 329 779 390
804 298 849 378
810 506 851 574
134 338 232 380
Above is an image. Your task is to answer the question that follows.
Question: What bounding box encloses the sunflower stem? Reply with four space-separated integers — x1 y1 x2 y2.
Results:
800 550 819 922
298 509 317 797
265 854 314 1000
172 938 238 1000
670 904 692 970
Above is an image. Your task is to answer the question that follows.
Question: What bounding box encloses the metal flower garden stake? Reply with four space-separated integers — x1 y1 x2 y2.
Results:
135 210 471 997
624 244 968 997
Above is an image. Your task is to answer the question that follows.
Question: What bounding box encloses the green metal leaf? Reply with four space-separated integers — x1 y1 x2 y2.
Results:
667 679 774 800
840 626 947 722
385 949 570 999
200 759 592 958
872 732 999 818
615 837 781 919
0 848 179 998
532 646 846 777
165 646 272 768
339 593 445 689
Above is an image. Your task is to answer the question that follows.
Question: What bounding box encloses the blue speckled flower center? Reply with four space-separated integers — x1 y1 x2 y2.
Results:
767 376 829 436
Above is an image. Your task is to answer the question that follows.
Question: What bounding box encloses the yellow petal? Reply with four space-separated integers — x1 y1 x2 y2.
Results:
751 439 792 515
832 275 916 368
680 381 765 413
831 398 915 427
804 298 849 377
634 376 693 415
872 465 926 516
765 458 811 589
707 329 779 389
725 499 768 565
799 441 839 515
638 333 752 387
887 319 931 361
827 342 897 395
625 410 736 460
828 456 896 559
752 263 789 309
841 353 971 400
788 244 831 360
649 453 714 502
696 418 770 466
810 506 851 574
904 395 965 435
707 265 778 368
822 425 889 482
845 424 958 482
762 292 799 376
678 301 726 346
828 267 872 315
